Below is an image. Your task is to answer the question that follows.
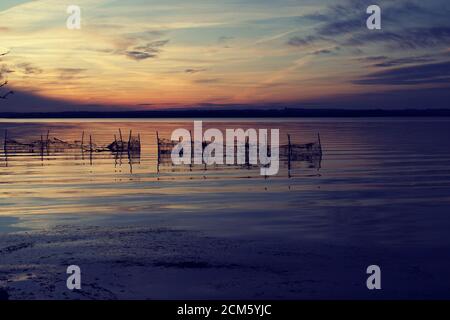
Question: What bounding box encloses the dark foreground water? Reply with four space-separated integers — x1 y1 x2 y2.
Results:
1 118 450 299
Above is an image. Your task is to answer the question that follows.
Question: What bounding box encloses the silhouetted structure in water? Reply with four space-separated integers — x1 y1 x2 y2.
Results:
107 129 141 153
1 129 322 177
2 129 141 153
1 129 141 170
156 131 322 175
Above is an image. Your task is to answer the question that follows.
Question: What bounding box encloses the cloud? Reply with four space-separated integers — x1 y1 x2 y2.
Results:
358 56 388 62
287 35 322 47
16 62 42 75
312 46 341 56
254 28 298 45
345 27 450 50
125 51 157 60
185 68 206 74
3 85 450 112
358 51 450 67
301 12 331 22
315 0 439 38
0 64 14 80
318 18 364 36
125 30 167 41
293 85 450 109
353 61 450 85
0 88 127 113
371 56 435 68
218 36 233 43
136 103 155 106
124 39 169 61
312 0 370 37
134 40 169 50
194 78 221 84
56 68 87 81
306 86 450 109
305 0 450 53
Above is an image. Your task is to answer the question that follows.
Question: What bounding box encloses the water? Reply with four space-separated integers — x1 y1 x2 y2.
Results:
1 118 450 249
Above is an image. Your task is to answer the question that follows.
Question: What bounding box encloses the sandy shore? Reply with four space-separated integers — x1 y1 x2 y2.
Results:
0 225 316 300
1 224 450 300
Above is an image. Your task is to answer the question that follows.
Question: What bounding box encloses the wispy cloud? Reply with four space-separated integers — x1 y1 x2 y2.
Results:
57 68 87 81
16 62 42 75
218 36 233 43
370 56 435 68
353 61 450 85
295 0 450 52
287 35 323 47
185 68 207 74
312 46 341 56
122 40 170 61
0 64 14 80
254 28 298 45
194 78 221 84
344 27 450 50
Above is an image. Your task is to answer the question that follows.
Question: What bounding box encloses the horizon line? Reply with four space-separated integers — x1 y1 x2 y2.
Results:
2 108 450 119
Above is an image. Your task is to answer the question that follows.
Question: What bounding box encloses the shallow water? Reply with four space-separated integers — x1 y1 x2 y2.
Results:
1 118 450 249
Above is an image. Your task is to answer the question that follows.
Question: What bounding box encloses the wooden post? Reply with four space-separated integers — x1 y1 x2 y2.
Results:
137 133 141 164
189 130 193 168
287 134 292 157
156 131 160 158
287 134 291 176
46 130 50 149
40 134 44 162
317 132 322 156
128 130 132 150
119 129 123 151
244 136 250 167
3 130 7 167
81 131 85 150
156 131 160 172
3 129 7 152
3 130 7 162
89 135 93 166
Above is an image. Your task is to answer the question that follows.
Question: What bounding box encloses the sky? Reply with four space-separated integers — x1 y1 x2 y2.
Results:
0 0 449 112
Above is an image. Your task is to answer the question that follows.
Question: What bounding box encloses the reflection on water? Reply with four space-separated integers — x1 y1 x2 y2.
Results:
1 119 450 248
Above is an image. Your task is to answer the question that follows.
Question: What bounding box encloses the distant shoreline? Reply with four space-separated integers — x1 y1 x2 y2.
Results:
1 108 450 119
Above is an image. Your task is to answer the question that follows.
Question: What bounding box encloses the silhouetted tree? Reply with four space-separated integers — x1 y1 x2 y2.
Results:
0 51 13 100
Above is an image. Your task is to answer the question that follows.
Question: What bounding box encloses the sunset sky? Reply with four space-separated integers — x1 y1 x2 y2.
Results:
0 0 449 112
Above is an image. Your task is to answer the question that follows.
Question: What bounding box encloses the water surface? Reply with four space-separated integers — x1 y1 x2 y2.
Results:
1 118 450 249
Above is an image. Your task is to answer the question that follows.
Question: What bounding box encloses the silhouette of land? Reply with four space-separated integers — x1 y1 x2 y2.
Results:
1 108 450 119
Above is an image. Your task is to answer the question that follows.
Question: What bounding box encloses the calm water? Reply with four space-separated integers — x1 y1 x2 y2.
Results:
1 118 450 248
